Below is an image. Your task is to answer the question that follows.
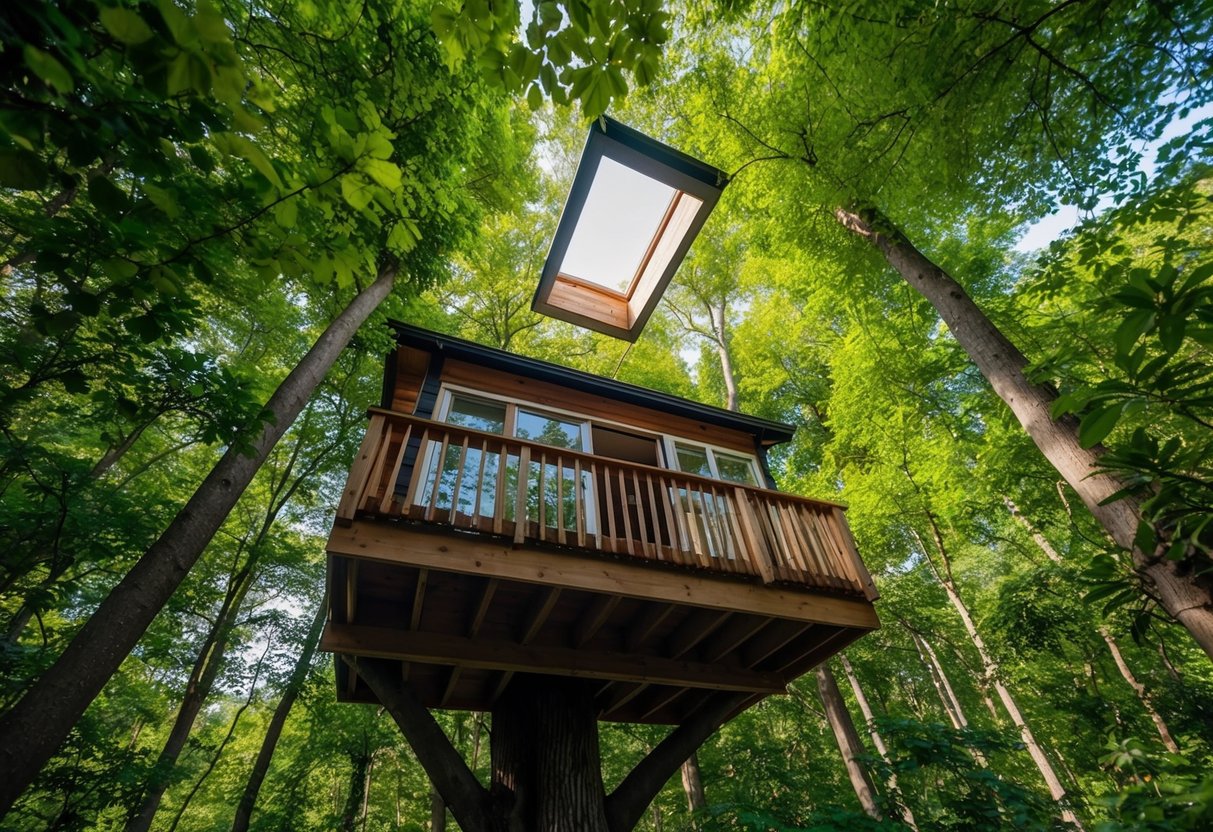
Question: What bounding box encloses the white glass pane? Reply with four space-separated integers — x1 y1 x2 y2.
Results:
559 157 677 293
515 409 583 450
715 452 757 485
674 443 712 478
446 395 505 434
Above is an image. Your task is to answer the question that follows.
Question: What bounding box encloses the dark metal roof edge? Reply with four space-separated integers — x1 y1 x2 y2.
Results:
386 321 796 445
598 115 729 189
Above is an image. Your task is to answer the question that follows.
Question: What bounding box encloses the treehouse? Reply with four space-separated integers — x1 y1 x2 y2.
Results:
322 322 879 727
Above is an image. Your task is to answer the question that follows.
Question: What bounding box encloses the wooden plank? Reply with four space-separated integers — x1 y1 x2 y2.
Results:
337 415 384 520
403 428 431 511
590 461 602 551
489 670 514 705
364 422 395 512
666 610 732 659
448 437 470 525
603 463 618 554
637 686 689 722
734 488 776 584
626 602 678 652
742 621 814 668
574 459 585 548
425 434 450 522
468 578 498 638
617 468 634 556
520 587 562 645
379 424 412 515
644 475 665 560
632 470 650 557
409 569 428 631
834 507 880 601
440 667 462 707
513 446 530 546
598 682 649 718
321 622 789 693
556 459 565 546
575 594 622 648
700 616 770 663
538 452 547 542
470 439 488 529
345 559 359 624
492 447 507 535
328 521 881 630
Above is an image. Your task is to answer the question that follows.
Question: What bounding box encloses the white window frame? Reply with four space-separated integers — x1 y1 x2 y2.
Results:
661 436 763 486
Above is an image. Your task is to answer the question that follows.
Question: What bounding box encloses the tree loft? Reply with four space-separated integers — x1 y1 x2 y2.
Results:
322 322 880 726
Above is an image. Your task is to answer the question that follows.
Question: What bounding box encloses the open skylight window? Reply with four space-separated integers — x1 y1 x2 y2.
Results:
533 117 726 341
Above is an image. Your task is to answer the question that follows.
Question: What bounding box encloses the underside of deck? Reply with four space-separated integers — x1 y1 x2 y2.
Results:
323 520 879 725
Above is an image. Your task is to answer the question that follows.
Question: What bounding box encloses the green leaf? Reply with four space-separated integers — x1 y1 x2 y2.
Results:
23 46 74 94
274 198 297 228
1157 314 1186 354
100 7 156 45
1113 309 1154 356
142 182 181 218
362 158 402 191
0 148 48 190
1078 403 1123 448
341 174 373 210
88 176 131 215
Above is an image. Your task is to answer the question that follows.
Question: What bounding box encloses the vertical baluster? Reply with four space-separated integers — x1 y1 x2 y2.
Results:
448 437 470 527
493 445 507 535
631 470 650 558
603 463 617 554
662 476 689 564
590 461 602 551
722 488 750 573
693 486 721 566
379 424 412 516
363 423 394 513
779 498 818 584
556 456 566 546
425 433 450 522
403 428 430 517
733 488 776 584
617 468 634 556
644 475 663 561
337 414 385 520
537 451 547 542
574 459 585 548
470 438 488 529
763 501 791 578
712 486 738 572
684 481 709 567
513 445 530 546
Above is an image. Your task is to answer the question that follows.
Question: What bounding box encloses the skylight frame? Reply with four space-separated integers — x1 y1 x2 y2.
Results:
533 116 727 341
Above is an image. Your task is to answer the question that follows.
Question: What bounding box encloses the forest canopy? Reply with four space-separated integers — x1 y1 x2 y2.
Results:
1 0 1212 830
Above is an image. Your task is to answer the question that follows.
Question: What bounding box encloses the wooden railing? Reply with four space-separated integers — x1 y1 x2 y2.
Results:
336 409 878 599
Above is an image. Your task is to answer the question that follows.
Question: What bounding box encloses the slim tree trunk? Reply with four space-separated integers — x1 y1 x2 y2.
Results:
816 664 882 820
710 305 739 413
679 754 706 816
126 566 256 832
1004 500 1180 753
838 654 917 829
0 261 398 817
430 786 447 832
913 520 1084 830
341 747 372 832
835 207 1213 659
230 595 328 832
908 630 990 768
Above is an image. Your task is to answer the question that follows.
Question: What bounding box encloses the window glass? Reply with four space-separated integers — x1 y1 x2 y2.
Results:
515 408 583 450
715 451 757 485
673 443 712 478
445 395 505 434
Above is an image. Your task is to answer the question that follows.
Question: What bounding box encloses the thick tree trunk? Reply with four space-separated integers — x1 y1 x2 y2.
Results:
231 595 328 832
838 654 917 829
679 753 706 815
834 207 1213 659
1004 500 1180 753
492 676 610 832
126 567 256 832
0 262 398 817
915 521 1084 830
815 664 882 820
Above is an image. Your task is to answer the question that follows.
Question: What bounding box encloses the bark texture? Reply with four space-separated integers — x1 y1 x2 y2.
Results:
231 595 328 832
835 206 1213 659
679 754 707 815
0 263 398 817
816 664 882 820
915 521 1084 830
839 654 917 829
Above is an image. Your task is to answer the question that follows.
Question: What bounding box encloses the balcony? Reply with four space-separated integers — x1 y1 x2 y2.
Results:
324 409 879 723
335 408 877 597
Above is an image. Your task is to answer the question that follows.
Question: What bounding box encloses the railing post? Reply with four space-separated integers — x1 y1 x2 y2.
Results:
513 446 530 546
834 507 880 601
734 488 777 584
336 414 385 522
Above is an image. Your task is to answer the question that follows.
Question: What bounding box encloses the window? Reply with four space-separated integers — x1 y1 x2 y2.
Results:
667 440 759 485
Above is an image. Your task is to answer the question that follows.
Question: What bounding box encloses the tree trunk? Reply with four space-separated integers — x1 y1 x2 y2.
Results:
231 594 328 832
126 566 256 832
679 753 706 815
492 676 610 832
0 261 398 817
914 521 1084 830
341 747 372 832
430 786 447 832
815 664 882 820
1004 499 1180 753
710 306 739 413
838 654 917 829
834 207 1213 659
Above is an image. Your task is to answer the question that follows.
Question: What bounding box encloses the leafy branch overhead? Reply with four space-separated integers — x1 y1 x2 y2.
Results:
430 0 670 117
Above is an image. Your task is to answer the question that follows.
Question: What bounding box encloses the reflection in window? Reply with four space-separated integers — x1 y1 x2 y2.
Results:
445 395 506 434
674 443 712 478
515 409 583 450
715 451 757 485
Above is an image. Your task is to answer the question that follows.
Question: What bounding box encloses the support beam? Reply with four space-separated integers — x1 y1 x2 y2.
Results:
410 569 428 631
666 610 732 659
700 616 770 663
627 603 679 652
322 623 787 694
520 587 562 645
328 521 880 629
468 578 498 638
576 595 622 647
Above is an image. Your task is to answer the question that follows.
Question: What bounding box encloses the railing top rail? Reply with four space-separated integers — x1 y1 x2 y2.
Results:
366 407 849 512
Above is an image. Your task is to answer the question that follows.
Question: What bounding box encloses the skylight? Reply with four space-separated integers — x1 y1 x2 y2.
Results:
532 117 727 341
